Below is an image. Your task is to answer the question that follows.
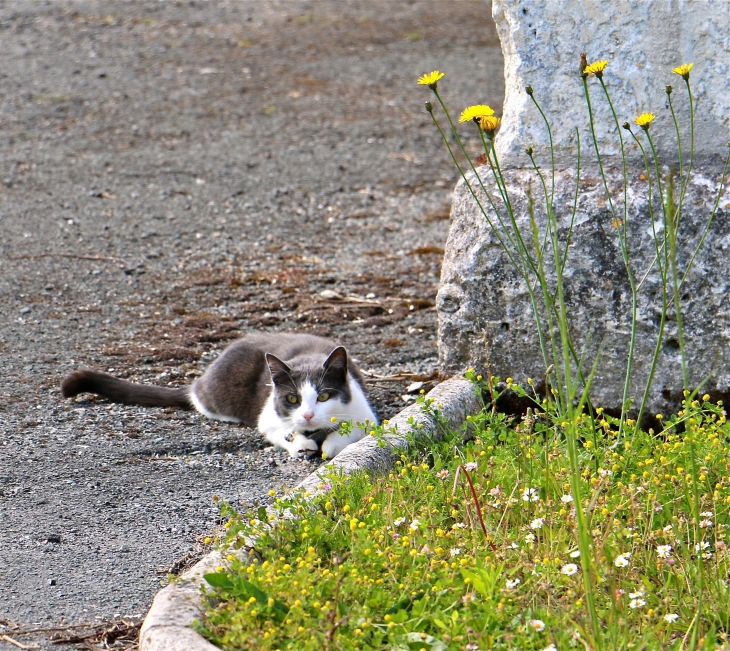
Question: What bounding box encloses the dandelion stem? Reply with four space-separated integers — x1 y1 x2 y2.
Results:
647 131 689 390
597 78 637 440
629 129 669 434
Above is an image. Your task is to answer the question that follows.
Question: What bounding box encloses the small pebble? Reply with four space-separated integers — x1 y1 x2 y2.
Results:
20 307 30 314
48 578 57 586
319 289 342 300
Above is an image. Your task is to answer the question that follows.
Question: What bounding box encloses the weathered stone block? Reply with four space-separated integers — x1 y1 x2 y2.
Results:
438 166 730 417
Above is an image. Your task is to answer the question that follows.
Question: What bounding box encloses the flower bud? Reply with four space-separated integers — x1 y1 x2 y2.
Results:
425 101 433 113
525 85 534 96
665 85 673 95
622 122 631 131
525 146 534 156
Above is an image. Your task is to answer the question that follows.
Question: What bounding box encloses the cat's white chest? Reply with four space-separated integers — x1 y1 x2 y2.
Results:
258 375 376 458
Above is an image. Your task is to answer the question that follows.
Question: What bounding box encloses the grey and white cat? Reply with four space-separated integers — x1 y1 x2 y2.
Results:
61 333 377 459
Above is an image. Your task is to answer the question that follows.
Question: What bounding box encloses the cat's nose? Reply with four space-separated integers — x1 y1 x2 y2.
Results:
302 411 314 422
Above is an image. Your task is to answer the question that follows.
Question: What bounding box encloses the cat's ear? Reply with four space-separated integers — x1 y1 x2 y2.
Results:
323 347 348 378
265 353 294 386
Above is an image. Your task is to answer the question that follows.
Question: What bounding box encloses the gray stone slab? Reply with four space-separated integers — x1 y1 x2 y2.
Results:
438 165 730 418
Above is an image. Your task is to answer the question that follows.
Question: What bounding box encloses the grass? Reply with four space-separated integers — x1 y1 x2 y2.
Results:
196 382 730 650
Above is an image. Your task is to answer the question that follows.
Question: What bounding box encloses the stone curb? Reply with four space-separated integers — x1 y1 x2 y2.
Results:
139 376 482 650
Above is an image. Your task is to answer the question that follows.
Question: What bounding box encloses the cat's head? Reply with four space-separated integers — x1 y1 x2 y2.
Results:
265 347 353 432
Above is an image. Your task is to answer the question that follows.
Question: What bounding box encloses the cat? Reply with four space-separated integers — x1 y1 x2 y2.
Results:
61 333 377 459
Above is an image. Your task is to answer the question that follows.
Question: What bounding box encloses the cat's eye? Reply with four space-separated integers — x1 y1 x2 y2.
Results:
286 394 299 404
317 392 330 402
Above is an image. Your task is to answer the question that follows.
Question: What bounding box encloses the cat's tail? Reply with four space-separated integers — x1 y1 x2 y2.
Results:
61 370 192 409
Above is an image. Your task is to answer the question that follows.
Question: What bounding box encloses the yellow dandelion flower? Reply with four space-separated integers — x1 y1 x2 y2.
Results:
478 115 501 133
672 63 693 80
459 104 495 123
584 60 609 77
634 113 656 129
417 70 445 89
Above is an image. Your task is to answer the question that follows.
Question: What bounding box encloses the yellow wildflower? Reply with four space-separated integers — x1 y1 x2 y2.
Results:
417 70 445 89
458 104 495 123
584 59 608 77
672 63 693 81
478 115 501 133
634 113 656 130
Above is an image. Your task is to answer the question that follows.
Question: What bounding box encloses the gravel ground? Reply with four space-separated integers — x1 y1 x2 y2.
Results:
0 0 503 646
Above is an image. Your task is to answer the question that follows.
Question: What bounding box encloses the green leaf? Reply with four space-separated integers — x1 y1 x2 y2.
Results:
390 609 409 624
394 632 447 651
461 569 488 599
257 506 268 521
461 564 504 601
203 572 234 591
386 592 425 614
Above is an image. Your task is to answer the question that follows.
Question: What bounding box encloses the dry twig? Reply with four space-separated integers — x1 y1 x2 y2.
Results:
0 635 40 650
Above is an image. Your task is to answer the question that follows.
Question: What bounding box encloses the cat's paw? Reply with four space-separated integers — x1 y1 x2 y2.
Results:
321 428 365 459
288 433 319 459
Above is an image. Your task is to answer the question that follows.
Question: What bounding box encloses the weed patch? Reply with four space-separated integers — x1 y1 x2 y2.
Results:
197 388 730 649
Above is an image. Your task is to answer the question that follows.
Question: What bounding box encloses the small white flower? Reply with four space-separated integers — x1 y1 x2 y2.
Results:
435 469 449 480
560 494 574 503
450 547 461 557
614 554 630 568
462 592 476 604
489 486 502 496
510 542 519 549
464 462 478 472
657 544 672 558
505 578 521 589
700 519 713 529
522 487 540 502
629 589 644 599
541 645 558 651
598 468 613 477
569 550 581 558
409 519 420 532
529 619 546 632
525 533 536 544
561 563 578 576
663 524 673 533
629 598 646 609
700 511 714 518
531 518 545 530
695 541 711 552
452 522 466 530
664 613 679 623
394 517 406 527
